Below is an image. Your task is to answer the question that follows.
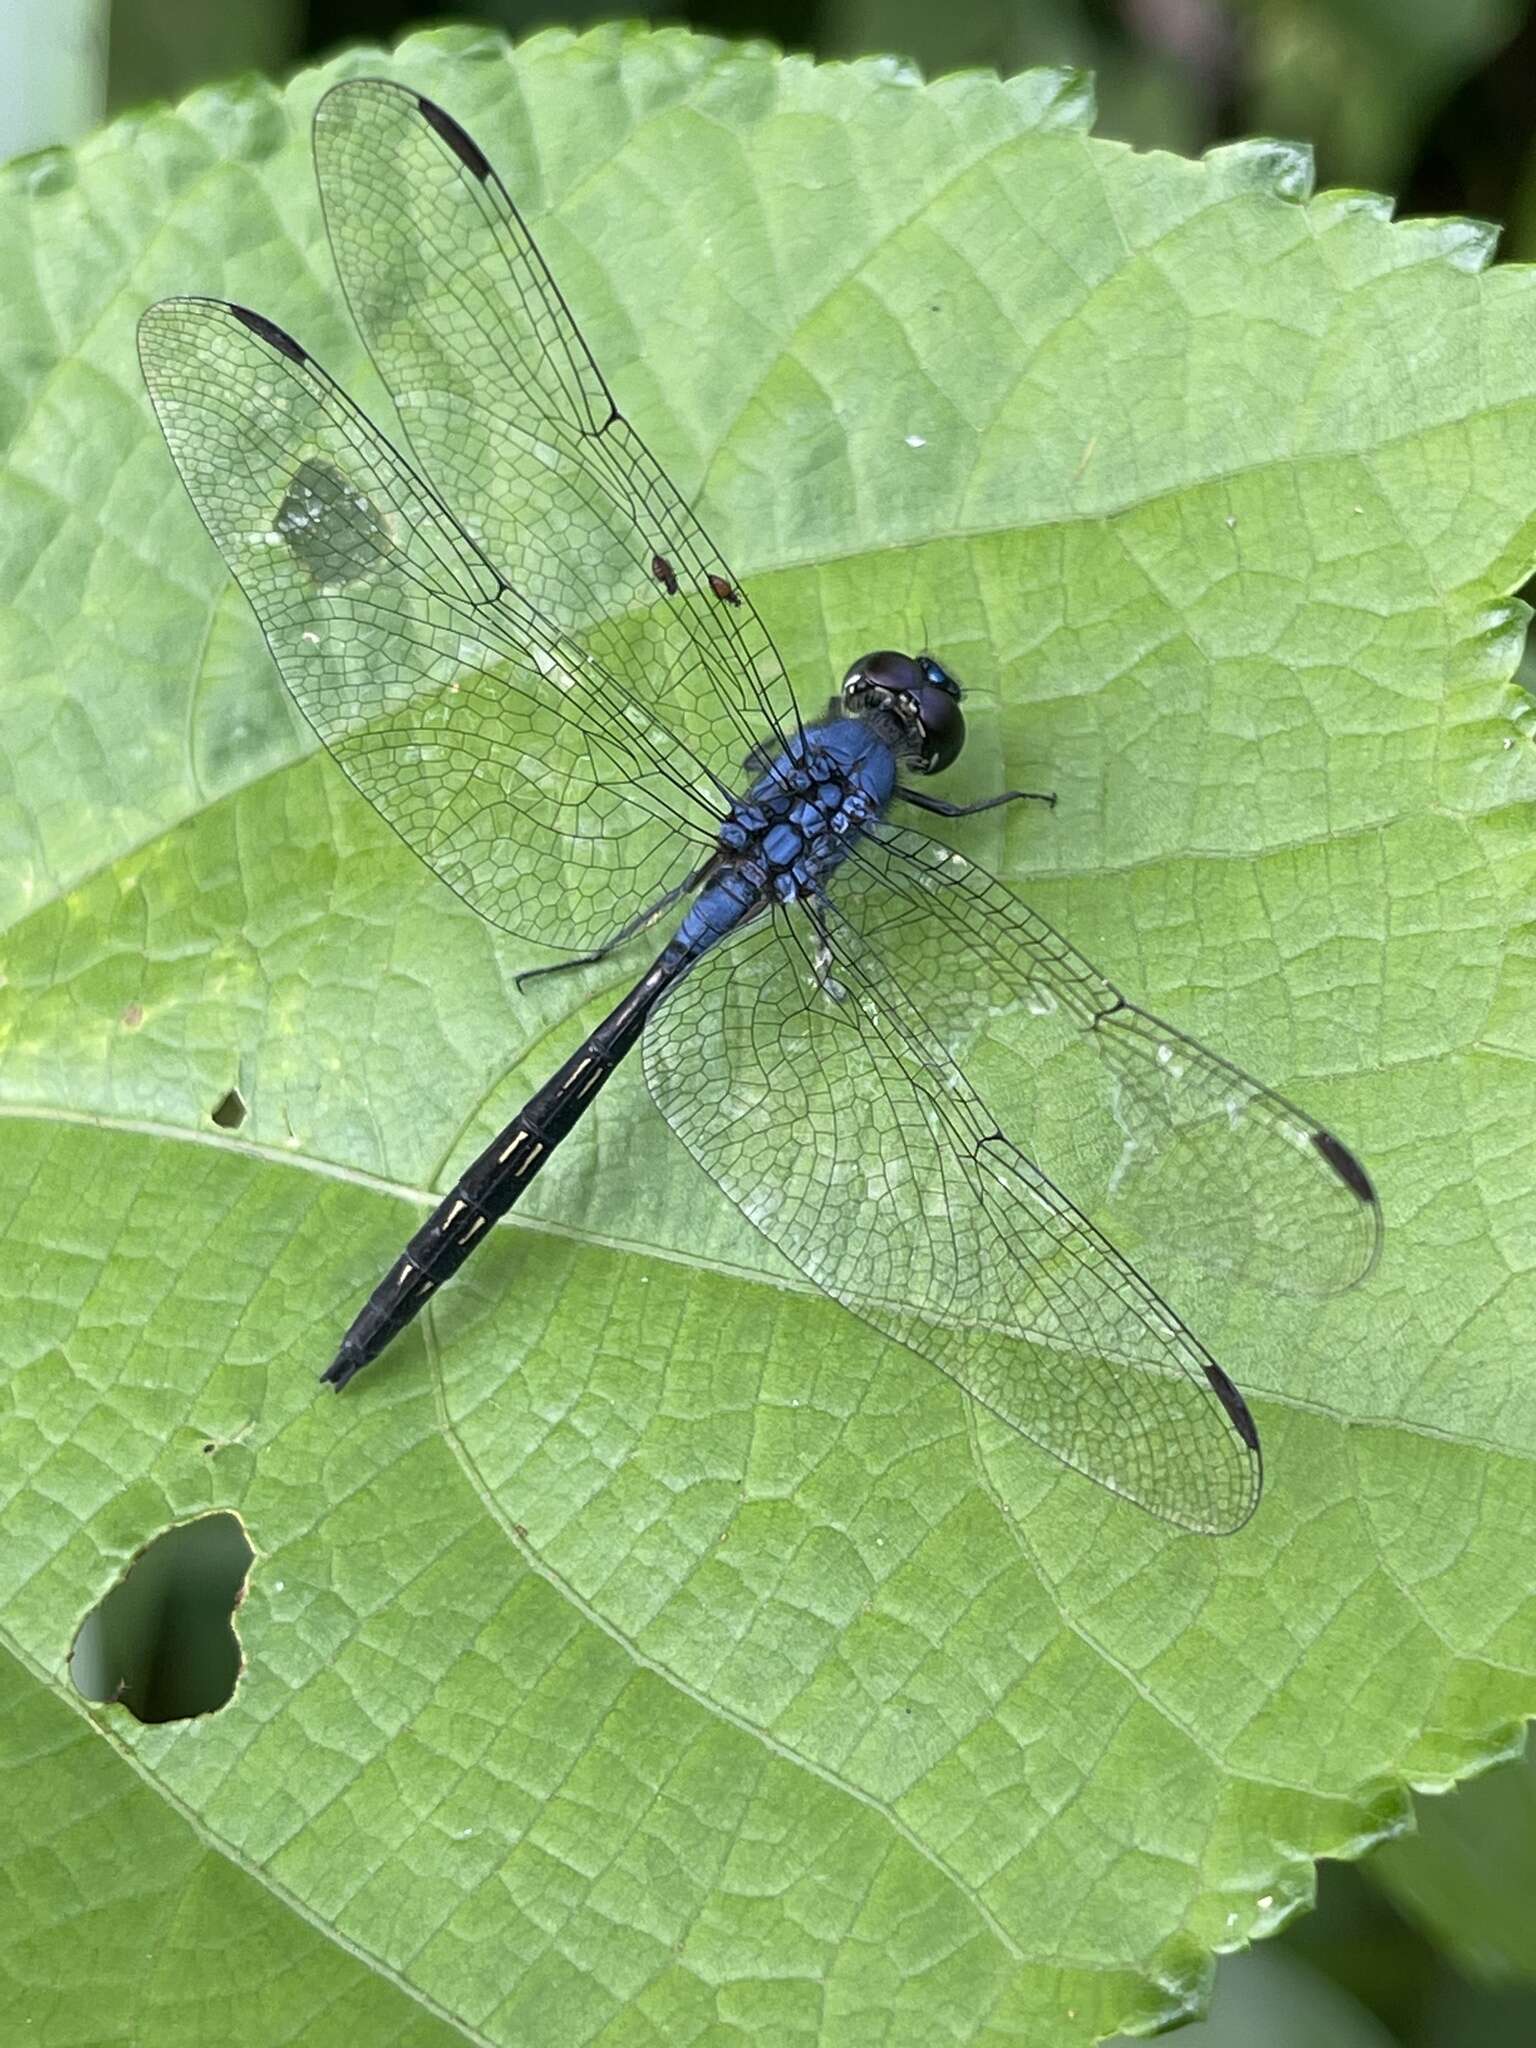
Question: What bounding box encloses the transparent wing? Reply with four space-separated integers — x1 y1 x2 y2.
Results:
312 78 801 786
139 296 722 951
643 881 1263 1535
850 828 1382 1296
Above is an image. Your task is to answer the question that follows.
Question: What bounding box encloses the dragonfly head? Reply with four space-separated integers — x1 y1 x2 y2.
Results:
841 650 965 774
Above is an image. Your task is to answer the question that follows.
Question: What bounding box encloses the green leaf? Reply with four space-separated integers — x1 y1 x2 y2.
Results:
3 21 1535 2044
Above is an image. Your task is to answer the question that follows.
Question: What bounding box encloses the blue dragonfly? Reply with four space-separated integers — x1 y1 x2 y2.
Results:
140 80 1380 1533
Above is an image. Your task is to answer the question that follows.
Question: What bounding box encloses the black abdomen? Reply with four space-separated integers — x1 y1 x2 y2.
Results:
322 944 690 1388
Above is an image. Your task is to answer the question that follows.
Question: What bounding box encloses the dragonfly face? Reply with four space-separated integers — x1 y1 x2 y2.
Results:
841 649 966 774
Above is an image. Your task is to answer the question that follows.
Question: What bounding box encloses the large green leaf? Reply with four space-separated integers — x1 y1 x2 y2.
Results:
3 22 1535 2045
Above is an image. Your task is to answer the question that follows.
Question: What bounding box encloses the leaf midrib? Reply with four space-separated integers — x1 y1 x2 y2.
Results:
1 1097 1519 1466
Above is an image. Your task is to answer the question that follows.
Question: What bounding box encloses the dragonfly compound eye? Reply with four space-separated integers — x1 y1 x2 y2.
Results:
842 649 923 702
841 651 965 772
911 684 965 774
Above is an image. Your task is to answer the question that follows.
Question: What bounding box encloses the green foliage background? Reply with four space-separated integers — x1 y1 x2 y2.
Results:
3 12 1536 2047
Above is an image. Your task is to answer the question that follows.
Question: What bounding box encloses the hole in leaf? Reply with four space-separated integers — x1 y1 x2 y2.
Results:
201 1420 251 1455
211 1087 247 1130
71 1513 253 1724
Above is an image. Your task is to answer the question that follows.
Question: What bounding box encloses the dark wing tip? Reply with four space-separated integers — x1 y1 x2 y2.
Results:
1203 1362 1261 1454
226 303 308 364
416 94 492 180
1312 1128 1377 1207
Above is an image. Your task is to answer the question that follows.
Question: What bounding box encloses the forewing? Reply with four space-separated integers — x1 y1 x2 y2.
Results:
139 296 720 951
312 78 801 784
856 828 1382 1296
643 896 1262 1534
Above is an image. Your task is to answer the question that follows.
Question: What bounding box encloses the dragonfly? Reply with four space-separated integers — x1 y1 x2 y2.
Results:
139 78 1380 1534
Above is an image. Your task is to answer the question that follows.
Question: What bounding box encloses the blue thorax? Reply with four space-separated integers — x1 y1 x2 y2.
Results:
674 715 898 955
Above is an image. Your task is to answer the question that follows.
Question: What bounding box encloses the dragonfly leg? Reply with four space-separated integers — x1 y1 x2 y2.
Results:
803 897 848 1004
896 784 1057 816
515 866 707 992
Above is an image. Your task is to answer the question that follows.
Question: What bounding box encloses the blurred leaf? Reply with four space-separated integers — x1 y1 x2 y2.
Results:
1232 0 1524 190
1369 1738 1536 1984
1503 125 1536 265
824 0 1213 153
1278 1858 1444 2039
1412 1976 1536 2047
4 20 1536 2046
107 0 302 114
71 1511 251 1722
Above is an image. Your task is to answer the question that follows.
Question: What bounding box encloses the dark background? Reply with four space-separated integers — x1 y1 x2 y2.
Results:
46 1 1536 2040
106 0 1536 265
